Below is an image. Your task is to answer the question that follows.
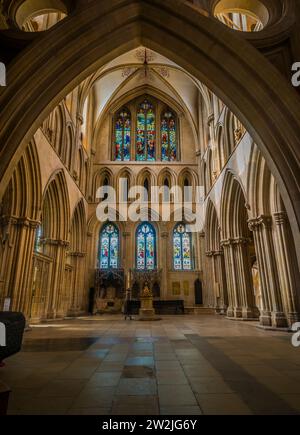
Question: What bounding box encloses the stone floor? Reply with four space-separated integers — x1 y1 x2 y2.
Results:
1 314 300 415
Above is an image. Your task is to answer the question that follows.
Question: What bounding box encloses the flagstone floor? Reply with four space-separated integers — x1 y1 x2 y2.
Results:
1 314 300 415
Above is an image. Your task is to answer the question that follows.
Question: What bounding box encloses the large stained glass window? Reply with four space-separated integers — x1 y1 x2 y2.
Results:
161 110 177 161
99 223 119 270
173 223 193 271
136 223 156 270
115 108 131 161
136 100 156 161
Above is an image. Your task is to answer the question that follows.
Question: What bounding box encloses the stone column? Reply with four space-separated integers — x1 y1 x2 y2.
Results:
213 250 228 314
233 237 259 319
205 251 215 308
248 218 272 326
68 252 87 317
221 239 241 318
198 231 209 305
273 212 300 325
3 217 39 317
249 216 287 328
44 238 69 319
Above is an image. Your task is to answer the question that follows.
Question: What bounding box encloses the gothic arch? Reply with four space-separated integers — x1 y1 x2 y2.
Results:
247 144 272 218
93 167 114 202
221 170 249 239
52 104 66 156
1 140 42 221
70 199 86 253
64 123 74 170
116 167 134 201
157 168 177 188
0 0 300 266
205 199 221 253
42 170 70 241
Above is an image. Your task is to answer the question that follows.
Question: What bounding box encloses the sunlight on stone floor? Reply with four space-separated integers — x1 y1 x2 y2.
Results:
1 315 300 415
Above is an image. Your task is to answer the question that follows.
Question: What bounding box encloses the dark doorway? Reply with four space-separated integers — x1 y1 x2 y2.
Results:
195 279 203 305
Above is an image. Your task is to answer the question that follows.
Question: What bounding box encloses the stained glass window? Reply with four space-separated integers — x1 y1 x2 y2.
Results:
173 223 192 271
34 225 43 253
136 100 156 161
99 223 119 270
115 108 131 161
161 110 177 161
136 223 156 270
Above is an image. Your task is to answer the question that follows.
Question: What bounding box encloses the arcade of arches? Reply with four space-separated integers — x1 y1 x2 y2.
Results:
0 0 299 332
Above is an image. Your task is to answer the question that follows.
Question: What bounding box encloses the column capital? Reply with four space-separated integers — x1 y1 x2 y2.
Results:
213 250 224 257
221 237 250 247
207 114 214 126
273 211 287 226
0 216 40 229
68 251 86 258
248 215 272 231
206 250 214 257
76 112 84 125
43 238 70 248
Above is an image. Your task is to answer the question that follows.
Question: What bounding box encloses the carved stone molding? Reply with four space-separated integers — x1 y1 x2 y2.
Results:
273 211 287 226
248 215 273 232
42 238 70 248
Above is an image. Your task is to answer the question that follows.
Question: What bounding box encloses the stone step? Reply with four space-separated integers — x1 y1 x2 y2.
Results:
184 306 216 315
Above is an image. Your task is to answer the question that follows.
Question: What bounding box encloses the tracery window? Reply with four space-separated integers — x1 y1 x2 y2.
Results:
136 223 156 271
113 97 179 162
99 223 120 270
173 223 193 271
161 110 177 161
114 108 131 161
136 100 156 161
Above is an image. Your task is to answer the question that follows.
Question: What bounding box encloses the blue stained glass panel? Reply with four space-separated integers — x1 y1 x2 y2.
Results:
99 223 119 270
136 100 156 161
161 111 177 162
173 224 192 271
115 109 131 161
136 223 156 271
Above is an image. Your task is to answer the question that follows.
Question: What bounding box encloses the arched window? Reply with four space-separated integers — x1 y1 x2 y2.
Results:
114 108 131 161
34 225 43 254
143 178 150 202
136 223 156 270
99 223 120 270
173 223 193 271
163 178 170 202
136 100 156 161
184 177 192 202
103 177 109 200
161 110 177 161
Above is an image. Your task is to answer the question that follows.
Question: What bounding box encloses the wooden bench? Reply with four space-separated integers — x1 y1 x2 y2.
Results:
0 381 11 416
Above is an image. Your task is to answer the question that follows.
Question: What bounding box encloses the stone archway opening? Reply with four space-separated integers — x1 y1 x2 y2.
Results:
0 0 299 269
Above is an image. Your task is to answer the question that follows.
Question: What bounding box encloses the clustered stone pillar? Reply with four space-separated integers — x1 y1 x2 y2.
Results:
205 249 228 313
68 252 87 317
1 217 39 317
221 238 259 320
249 216 287 328
213 250 228 314
44 238 69 319
273 212 300 325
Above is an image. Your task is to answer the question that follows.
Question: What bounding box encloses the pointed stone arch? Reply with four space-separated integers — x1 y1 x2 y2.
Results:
42 169 70 242
0 1 300 270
